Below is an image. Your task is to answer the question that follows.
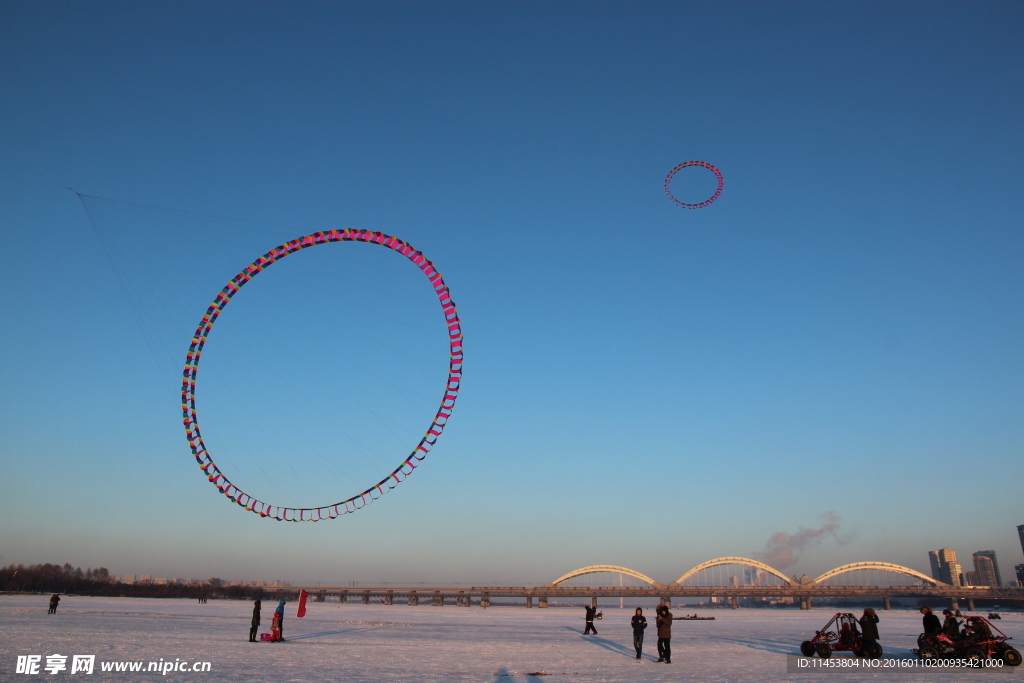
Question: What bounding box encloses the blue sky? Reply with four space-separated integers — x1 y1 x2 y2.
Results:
1 0 1022 586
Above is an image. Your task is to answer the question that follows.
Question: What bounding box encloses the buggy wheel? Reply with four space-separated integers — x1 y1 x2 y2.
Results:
918 645 938 660
1001 647 1021 667
864 642 883 659
816 643 832 659
800 641 815 657
962 647 985 662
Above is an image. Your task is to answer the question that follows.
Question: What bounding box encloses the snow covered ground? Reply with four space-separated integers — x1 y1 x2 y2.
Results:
2 595 1020 682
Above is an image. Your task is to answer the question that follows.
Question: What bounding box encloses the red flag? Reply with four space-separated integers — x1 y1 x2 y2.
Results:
296 590 309 618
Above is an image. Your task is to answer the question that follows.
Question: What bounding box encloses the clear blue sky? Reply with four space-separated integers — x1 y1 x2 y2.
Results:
1 0 1022 586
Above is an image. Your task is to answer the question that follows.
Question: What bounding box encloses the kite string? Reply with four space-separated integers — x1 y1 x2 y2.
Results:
78 193 177 394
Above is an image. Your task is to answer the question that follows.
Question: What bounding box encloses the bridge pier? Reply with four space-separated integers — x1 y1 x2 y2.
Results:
526 596 533 608
660 596 671 609
729 596 738 609
800 596 812 610
481 592 490 608
948 598 959 612
883 597 890 610
591 596 597 609
385 590 393 606
339 590 348 604
408 591 418 606
433 591 443 606
967 598 975 611
316 590 326 602
361 590 370 605
539 596 548 608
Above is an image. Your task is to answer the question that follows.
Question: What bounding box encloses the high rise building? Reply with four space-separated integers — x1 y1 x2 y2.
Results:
928 548 962 586
947 561 963 588
1017 525 1024 557
1015 564 1024 587
973 550 1002 586
971 555 997 587
928 551 943 582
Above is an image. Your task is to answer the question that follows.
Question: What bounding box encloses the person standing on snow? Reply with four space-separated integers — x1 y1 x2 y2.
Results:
273 599 286 641
48 594 60 614
583 604 599 635
656 605 674 663
631 608 648 659
249 599 261 642
859 608 880 650
270 611 282 642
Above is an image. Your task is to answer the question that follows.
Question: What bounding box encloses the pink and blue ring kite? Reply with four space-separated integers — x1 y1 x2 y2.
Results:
664 161 724 209
182 230 463 521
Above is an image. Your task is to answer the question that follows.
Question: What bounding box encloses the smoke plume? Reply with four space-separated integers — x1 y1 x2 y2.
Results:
755 511 844 569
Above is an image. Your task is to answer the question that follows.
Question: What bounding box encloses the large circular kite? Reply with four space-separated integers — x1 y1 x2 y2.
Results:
664 161 724 209
182 230 463 521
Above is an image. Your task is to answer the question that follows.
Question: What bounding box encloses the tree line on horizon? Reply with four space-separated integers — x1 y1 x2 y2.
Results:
0 563 275 600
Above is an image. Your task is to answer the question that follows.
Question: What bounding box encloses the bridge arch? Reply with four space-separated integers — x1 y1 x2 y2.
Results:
544 565 665 588
671 557 793 586
813 562 948 586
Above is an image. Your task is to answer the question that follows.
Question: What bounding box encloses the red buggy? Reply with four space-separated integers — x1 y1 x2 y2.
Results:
915 615 1020 665
800 612 883 659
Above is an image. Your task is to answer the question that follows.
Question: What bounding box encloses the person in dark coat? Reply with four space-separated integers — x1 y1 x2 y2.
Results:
47 594 60 614
249 599 261 642
656 605 673 663
941 609 960 639
631 608 647 659
859 608 880 649
920 606 941 634
583 605 599 635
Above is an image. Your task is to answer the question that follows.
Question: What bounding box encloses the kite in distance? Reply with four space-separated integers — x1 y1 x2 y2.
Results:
664 161 723 209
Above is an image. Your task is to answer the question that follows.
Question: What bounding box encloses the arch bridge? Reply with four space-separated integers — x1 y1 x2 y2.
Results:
277 558 1020 612
545 557 951 589
671 557 794 586
812 562 947 587
543 565 665 589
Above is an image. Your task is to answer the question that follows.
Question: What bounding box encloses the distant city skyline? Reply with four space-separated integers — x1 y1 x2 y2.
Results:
118 575 289 588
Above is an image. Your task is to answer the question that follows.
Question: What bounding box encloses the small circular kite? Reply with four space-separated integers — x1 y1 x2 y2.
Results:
664 161 724 209
181 230 463 521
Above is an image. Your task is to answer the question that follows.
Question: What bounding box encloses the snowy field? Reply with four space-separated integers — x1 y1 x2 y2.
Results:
2 595 1021 682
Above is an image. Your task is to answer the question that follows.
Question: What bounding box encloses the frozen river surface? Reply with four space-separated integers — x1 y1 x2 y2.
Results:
2 596 1020 682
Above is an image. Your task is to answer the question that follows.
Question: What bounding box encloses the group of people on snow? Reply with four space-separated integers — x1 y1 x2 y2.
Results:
38 592 1001 660
249 598 287 642
591 604 678 662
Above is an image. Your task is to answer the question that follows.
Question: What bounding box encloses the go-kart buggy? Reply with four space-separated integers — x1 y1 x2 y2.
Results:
915 615 1020 665
800 612 883 659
